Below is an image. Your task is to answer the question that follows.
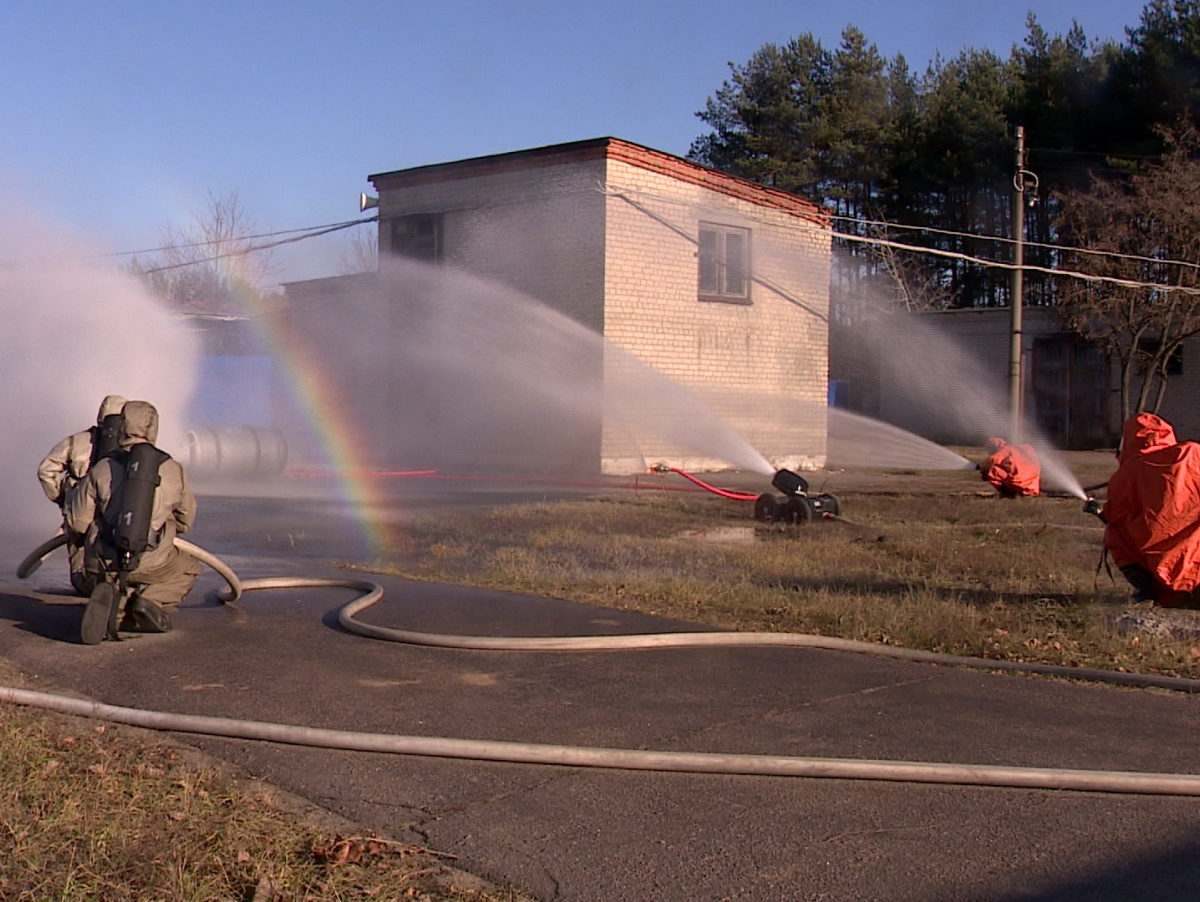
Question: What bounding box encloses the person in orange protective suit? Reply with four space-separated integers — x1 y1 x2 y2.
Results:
1101 413 1200 608
980 437 1041 498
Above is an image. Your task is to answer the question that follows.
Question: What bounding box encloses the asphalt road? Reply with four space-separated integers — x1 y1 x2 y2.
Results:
1 474 1198 902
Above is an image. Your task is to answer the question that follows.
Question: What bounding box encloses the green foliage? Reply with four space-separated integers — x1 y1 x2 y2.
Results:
689 4 1200 311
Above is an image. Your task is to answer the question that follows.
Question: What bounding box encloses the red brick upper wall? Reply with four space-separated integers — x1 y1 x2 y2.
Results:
368 137 829 227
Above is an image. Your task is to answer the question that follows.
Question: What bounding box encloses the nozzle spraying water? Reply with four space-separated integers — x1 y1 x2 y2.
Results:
771 468 809 497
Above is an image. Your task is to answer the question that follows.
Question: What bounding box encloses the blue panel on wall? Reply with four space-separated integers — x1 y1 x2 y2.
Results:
828 380 849 409
186 355 274 427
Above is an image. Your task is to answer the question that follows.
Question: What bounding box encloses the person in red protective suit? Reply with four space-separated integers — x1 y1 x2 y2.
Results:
980 437 1041 498
1101 413 1200 608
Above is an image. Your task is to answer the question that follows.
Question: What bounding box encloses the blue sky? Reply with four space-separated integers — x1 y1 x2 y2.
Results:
1 0 1152 286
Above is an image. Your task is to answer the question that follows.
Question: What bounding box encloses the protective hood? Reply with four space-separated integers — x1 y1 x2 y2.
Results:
118 401 159 448
1118 412 1177 461
96 394 127 424
981 438 1040 496
1104 413 1200 599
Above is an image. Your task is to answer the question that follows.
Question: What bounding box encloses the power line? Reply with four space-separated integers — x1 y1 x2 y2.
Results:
111 217 376 259
125 184 1200 300
601 183 1200 297
832 227 1200 297
133 217 377 274
828 211 1200 273
602 180 1192 271
1029 145 1162 161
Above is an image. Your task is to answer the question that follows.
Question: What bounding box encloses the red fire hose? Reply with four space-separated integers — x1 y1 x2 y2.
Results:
665 467 760 502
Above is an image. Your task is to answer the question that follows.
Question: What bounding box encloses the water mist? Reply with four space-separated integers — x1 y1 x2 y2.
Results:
838 283 1088 497
0 199 200 548
281 255 777 479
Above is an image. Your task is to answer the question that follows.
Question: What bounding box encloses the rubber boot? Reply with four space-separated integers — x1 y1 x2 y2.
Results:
120 595 172 633
1120 564 1160 604
81 582 117 645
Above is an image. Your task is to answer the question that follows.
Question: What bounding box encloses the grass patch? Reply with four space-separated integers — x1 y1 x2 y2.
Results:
0 669 531 902
4 470 1195 899
370 487 1200 680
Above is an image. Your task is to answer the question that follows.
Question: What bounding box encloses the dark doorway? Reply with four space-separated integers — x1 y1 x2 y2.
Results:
1032 335 1114 449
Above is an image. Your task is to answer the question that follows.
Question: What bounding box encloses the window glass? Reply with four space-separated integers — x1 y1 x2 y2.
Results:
392 214 443 261
724 230 746 295
698 223 750 302
698 228 719 294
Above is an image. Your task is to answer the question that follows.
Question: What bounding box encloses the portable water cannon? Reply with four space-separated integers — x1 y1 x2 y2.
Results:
754 468 841 525
772 468 808 496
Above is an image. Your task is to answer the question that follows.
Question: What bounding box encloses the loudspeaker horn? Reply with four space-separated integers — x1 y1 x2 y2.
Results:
360 193 379 213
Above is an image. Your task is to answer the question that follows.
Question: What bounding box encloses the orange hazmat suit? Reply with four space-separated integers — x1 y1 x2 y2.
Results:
1102 413 1200 604
981 437 1041 497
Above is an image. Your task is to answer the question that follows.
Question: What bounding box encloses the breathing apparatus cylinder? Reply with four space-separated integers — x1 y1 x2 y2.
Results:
91 413 123 466
112 442 169 557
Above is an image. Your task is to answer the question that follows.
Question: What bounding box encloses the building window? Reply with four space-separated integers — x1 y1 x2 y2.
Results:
698 223 750 303
391 213 443 262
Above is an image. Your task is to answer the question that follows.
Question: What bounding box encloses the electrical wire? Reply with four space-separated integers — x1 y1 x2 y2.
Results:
135 218 377 274
602 183 1200 295
827 211 1200 274
104 219 378 258
101 186 1199 296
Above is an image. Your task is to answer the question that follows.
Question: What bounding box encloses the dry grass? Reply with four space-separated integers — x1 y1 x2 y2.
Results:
5 465 1197 900
372 480 1200 680
0 668 532 902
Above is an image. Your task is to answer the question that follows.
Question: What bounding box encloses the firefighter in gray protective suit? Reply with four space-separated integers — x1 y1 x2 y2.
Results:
66 400 201 644
37 394 127 595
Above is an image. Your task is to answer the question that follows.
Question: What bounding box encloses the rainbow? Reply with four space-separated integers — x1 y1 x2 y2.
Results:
227 282 393 557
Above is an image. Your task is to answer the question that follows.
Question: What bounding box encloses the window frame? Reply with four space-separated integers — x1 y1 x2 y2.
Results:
697 222 752 305
390 213 444 262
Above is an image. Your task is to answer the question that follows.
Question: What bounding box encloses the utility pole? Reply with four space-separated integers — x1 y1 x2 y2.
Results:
1010 126 1027 440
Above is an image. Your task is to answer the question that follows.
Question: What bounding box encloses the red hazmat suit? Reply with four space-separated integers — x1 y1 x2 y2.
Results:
1103 413 1200 606
981 438 1041 497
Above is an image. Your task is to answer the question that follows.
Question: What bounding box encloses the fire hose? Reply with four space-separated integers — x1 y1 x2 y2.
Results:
8 532 1200 796
657 466 761 501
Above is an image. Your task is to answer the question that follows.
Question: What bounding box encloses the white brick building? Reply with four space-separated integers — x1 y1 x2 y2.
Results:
284 138 831 475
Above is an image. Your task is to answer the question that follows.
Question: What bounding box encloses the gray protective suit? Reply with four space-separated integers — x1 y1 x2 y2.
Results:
66 401 201 611
37 394 127 595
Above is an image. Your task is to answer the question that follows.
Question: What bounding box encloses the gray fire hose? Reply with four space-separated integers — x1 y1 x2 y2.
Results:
9 533 1200 796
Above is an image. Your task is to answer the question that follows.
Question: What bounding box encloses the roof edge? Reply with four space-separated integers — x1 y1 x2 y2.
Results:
368 137 829 226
